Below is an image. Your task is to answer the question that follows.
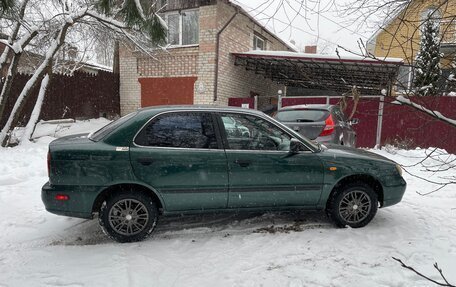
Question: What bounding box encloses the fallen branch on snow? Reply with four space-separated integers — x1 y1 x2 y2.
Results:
392 257 455 287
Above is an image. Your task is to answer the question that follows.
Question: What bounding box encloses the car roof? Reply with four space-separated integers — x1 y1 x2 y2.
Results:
279 104 334 111
137 105 267 116
103 104 319 153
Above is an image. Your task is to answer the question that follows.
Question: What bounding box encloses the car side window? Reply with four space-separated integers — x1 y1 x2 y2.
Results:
220 113 292 151
135 112 218 149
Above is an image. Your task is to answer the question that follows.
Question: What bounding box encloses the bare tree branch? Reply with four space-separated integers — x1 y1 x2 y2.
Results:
392 257 455 287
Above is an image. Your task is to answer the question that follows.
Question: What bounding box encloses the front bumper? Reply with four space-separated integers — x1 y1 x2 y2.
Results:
41 182 95 219
381 176 407 207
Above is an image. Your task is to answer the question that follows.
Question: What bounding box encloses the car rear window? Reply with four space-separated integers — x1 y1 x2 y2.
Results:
276 109 329 122
89 112 137 141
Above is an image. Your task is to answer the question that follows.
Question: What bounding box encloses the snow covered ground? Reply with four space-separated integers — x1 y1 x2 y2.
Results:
0 119 455 287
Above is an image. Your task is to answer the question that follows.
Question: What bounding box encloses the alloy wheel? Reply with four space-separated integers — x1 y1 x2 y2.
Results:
108 199 150 236
338 190 372 224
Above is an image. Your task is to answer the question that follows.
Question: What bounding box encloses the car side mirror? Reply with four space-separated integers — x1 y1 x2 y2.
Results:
350 118 359 125
289 138 305 154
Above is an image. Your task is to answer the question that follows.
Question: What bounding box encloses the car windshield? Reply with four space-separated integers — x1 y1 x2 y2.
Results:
276 109 329 122
89 112 137 141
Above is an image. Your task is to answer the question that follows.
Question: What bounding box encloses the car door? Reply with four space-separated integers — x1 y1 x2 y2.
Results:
130 111 229 212
216 112 324 208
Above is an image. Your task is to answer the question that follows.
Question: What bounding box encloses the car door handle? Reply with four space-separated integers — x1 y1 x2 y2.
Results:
137 157 154 166
234 159 251 167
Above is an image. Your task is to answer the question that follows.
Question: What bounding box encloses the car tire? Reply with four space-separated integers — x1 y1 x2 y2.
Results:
99 191 158 243
327 182 378 228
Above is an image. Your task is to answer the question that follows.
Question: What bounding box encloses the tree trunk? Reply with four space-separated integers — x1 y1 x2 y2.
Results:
0 46 10 75
0 30 39 128
0 24 72 146
0 0 30 73
20 73 51 144
0 53 22 124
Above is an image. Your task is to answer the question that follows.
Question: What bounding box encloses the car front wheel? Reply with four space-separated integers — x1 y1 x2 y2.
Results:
327 182 378 228
99 192 158 243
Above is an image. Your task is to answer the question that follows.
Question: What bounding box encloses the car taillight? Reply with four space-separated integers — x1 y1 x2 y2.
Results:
55 194 69 201
47 151 51 177
319 114 335 137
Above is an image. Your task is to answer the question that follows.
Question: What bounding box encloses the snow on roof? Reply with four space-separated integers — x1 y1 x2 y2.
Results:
228 0 298 52
82 61 113 72
234 50 404 65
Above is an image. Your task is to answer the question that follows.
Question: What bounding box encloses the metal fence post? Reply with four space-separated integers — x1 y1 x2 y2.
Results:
375 96 385 148
254 95 258 110
278 89 283 110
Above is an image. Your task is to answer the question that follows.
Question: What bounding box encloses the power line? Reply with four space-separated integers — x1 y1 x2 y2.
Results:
239 1 363 52
234 0 368 51
287 0 369 40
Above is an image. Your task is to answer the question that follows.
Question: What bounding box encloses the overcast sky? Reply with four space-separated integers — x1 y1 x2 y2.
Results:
235 0 376 55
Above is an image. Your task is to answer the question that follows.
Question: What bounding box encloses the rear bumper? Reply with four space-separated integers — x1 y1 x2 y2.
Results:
41 182 94 219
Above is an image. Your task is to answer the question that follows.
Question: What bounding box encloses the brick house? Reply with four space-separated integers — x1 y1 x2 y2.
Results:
119 0 296 115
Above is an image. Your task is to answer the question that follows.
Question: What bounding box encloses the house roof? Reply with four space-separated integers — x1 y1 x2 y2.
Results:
232 50 404 95
234 50 403 64
227 0 298 52
82 61 113 73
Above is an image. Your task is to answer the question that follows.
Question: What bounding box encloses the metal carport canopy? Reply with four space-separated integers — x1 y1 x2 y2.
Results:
232 51 404 95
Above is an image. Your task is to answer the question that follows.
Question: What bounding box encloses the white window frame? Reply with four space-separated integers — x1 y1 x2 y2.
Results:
165 9 199 47
397 65 414 93
253 34 266 51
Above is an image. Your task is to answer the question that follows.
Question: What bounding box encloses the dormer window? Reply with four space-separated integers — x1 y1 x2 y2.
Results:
166 9 199 46
253 34 266 50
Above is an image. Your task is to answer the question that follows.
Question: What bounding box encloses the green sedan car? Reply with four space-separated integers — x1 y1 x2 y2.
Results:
42 106 406 243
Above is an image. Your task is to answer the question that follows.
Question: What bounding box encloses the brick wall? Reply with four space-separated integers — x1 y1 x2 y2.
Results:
137 48 198 77
194 4 218 104
119 44 199 115
119 43 141 115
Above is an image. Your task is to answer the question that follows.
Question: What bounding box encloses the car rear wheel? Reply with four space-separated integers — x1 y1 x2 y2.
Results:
99 192 158 243
327 182 378 228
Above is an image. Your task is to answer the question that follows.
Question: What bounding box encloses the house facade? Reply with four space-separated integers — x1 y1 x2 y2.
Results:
367 0 456 91
0 40 112 77
119 0 295 115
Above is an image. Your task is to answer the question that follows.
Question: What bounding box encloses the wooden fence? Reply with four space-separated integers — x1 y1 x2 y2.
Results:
0 70 120 128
